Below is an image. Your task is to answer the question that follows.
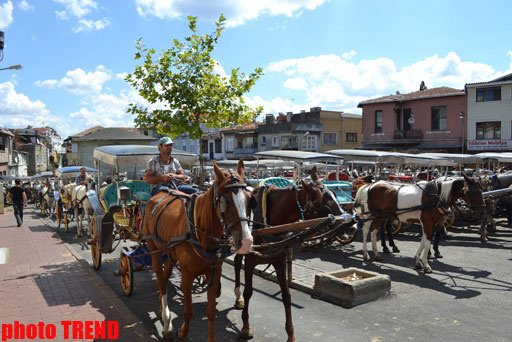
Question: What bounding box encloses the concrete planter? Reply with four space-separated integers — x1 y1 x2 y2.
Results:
313 267 391 308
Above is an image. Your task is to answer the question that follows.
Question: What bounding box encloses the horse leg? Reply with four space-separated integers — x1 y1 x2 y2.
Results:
416 227 433 273
75 206 82 237
380 220 390 254
241 256 256 340
206 261 223 342
387 219 400 253
274 255 295 342
149 246 172 340
234 254 244 310
371 222 382 261
432 227 442 259
178 270 194 340
362 221 371 261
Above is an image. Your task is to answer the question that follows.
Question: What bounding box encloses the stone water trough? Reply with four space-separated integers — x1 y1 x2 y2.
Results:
313 267 391 308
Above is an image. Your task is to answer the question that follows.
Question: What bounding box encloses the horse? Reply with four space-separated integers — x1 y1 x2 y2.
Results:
490 171 512 224
143 160 253 342
354 175 484 273
40 182 56 217
60 175 95 237
234 167 353 342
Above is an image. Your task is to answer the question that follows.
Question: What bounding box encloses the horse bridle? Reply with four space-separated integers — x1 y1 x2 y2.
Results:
213 171 251 236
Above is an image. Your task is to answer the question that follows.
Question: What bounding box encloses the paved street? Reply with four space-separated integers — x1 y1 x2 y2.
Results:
2 204 512 341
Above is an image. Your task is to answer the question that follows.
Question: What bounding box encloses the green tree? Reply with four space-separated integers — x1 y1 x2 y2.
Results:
126 14 263 180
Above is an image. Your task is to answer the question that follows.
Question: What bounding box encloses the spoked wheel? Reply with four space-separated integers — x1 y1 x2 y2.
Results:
119 247 133 297
335 225 358 245
90 216 102 270
301 225 342 250
63 211 69 233
444 206 458 229
56 203 62 228
383 219 402 235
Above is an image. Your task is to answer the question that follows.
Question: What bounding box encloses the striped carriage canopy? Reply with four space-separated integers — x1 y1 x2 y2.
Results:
326 149 456 167
92 144 199 169
254 150 344 164
55 166 98 179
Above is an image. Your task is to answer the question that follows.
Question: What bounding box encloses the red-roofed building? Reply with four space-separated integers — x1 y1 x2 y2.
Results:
358 83 466 152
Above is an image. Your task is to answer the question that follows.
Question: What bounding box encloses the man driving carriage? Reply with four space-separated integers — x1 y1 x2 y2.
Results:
75 167 88 185
145 136 198 196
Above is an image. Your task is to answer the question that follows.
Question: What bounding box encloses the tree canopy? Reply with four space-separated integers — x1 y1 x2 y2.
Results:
126 14 263 141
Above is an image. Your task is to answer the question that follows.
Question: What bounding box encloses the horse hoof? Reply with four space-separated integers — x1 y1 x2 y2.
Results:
424 266 433 274
415 262 423 270
162 330 173 341
374 254 383 262
177 328 188 340
435 252 443 259
363 254 370 262
240 327 254 340
234 299 245 310
383 247 391 254
392 246 400 253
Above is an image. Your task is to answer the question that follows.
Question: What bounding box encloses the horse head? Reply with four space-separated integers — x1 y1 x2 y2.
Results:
460 174 485 217
301 166 344 218
209 160 253 255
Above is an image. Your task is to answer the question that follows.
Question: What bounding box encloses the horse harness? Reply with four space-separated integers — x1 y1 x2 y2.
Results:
141 173 249 286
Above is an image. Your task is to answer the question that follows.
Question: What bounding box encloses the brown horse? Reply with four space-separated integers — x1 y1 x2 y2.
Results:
143 160 253 341
354 175 484 273
234 168 352 342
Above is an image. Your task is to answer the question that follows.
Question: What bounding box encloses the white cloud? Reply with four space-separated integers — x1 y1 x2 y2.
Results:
53 0 97 19
72 18 110 32
35 66 111 95
284 77 307 90
0 81 73 136
342 50 356 60
18 0 34 11
265 51 505 112
0 0 13 29
135 0 328 27
115 72 128 80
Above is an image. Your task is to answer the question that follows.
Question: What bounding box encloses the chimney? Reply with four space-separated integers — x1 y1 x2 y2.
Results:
265 114 275 124
419 81 427 91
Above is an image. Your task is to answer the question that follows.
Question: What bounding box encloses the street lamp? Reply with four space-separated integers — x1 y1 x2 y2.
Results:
0 64 22 71
0 31 4 61
459 111 465 154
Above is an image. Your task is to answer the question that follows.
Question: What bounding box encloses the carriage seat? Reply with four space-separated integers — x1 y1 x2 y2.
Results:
259 177 294 188
99 180 152 211
323 181 353 204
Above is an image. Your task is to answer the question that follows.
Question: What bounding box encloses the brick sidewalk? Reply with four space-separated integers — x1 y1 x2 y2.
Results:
0 206 155 341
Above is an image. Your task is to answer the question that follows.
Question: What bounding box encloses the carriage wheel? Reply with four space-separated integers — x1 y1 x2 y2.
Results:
56 204 62 228
444 206 459 229
90 216 102 270
119 247 133 297
335 225 358 245
383 219 402 235
400 220 414 232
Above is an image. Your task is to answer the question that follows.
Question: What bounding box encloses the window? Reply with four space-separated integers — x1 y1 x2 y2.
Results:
215 139 222 153
261 136 266 145
236 137 243 149
272 136 279 147
431 106 447 131
375 110 382 133
476 122 501 140
346 133 357 142
0 136 4 151
476 87 501 102
201 139 208 153
225 137 234 152
302 135 316 149
323 133 336 145
281 136 293 148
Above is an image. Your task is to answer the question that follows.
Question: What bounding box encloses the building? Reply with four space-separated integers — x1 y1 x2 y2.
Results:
257 108 323 152
67 127 156 180
0 128 14 176
465 72 512 152
358 84 466 152
221 122 262 160
319 111 362 152
10 127 50 175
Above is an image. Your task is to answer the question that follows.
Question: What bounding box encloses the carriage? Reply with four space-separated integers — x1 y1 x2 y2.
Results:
88 144 198 296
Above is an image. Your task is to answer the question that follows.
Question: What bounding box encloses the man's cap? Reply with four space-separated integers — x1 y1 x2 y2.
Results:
159 136 173 145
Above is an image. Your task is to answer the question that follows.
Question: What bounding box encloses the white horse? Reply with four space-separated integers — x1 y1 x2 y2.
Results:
61 176 95 237
41 183 56 217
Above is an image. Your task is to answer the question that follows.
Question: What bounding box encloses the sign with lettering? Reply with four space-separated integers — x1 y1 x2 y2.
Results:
467 139 512 151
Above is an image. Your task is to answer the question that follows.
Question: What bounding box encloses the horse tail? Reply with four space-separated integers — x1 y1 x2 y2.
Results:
353 184 368 213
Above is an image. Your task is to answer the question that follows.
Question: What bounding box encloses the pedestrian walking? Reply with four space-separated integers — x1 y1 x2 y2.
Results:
7 179 28 227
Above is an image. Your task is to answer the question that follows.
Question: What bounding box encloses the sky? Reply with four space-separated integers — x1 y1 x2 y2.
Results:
0 0 511 139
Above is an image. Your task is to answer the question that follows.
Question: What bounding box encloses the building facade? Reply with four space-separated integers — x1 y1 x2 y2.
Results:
319 111 362 152
465 73 512 152
358 85 466 152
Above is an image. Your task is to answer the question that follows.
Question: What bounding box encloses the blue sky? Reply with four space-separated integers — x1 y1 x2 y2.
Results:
0 0 511 139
